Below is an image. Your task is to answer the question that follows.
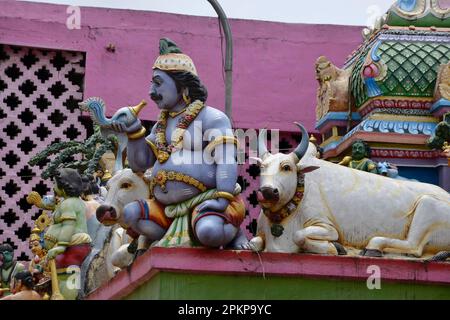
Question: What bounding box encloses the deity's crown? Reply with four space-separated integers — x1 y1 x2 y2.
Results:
152 38 198 76
30 229 41 242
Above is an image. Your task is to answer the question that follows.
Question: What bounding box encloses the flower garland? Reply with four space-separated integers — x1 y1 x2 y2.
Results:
155 100 204 163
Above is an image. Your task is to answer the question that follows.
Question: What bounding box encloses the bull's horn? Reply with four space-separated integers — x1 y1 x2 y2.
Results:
129 100 147 117
258 128 269 159
293 122 309 160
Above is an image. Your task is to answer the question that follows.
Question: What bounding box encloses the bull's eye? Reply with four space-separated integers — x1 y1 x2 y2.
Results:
281 164 292 172
120 182 132 189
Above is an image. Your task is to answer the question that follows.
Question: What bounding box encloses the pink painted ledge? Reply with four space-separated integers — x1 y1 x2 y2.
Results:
86 247 450 300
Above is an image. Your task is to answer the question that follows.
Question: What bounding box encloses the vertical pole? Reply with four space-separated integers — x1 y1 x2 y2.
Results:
207 0 233 120
49 259 65 300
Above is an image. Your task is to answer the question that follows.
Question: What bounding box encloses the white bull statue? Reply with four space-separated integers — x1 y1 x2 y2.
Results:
95 169 154 271
245 123 450 260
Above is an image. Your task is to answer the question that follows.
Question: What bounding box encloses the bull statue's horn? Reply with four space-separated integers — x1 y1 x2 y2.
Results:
129 100 147 118
258 128 269 159
293 122 309 160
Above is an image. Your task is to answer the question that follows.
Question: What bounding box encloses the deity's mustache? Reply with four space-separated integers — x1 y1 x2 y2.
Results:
150 93 162 101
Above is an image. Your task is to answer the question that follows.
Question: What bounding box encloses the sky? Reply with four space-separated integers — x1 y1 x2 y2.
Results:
21 0 396 26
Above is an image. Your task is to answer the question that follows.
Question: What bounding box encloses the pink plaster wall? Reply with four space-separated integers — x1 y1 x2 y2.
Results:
0 0 363 132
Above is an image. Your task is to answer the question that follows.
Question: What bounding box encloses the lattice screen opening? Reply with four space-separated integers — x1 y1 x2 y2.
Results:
0 44 89 261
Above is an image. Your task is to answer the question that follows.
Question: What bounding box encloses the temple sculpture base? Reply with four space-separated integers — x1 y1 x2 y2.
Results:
86 247 450 300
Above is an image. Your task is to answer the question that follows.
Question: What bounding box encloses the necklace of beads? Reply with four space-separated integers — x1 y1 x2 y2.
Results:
154 100 204 163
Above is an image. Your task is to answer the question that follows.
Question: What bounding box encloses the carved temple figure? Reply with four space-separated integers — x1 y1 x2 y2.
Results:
27 213 52 299
391 0 450 19
105 38 247 249
376 161 417 181
26 166 130 293
0 244 25 298
315 56 350 121
435 62 450 102
245 123 450 260
43 168 92 300
0 271 42 300
337 139 378 174
96 168 148 268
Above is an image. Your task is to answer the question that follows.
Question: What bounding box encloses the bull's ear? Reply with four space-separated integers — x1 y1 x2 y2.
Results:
297 165 320 174
250 157 263 166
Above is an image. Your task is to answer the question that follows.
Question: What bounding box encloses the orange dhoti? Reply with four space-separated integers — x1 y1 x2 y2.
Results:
131 194 246 247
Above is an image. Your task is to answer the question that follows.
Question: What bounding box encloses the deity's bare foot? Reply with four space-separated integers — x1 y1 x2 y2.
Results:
225 229 249 250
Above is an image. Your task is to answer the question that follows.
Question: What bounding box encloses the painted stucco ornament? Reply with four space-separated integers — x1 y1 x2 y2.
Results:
244 123 450 261
428 112 450 167
100 38 248 250
315 1 450 183
0 244 25 298
315 56 351 121
338 139 378 174
390 0 450 22
27 212 52 299
38 168 92 300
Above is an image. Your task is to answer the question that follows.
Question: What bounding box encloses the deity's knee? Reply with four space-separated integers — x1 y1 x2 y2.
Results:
194 215 226 248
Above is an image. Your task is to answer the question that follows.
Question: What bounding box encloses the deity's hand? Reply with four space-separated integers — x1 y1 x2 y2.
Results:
195 198 229 214
110 119 142 134
45 246 66 262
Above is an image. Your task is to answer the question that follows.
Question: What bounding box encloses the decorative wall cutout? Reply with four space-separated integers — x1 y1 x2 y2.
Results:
0 44 88 261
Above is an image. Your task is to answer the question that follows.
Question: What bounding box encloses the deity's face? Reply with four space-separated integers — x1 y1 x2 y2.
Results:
0 250 13 267
352 142 366 161
29 240 43 257
150 69 181 110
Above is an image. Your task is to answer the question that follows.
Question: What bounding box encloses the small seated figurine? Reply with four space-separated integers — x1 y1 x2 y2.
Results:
338 139 378 174
0 244 25 298
29 227 48 274
0 271 42 300
28 222 52 299
43 168 91 300
107 38 247 248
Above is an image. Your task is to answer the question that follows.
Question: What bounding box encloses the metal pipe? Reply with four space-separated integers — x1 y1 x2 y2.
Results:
207 0 233 120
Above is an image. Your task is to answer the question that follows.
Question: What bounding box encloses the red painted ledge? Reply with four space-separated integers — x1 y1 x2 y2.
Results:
86 247 450 300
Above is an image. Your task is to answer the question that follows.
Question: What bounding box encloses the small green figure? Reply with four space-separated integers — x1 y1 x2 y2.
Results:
0 244 25 297
338 139 378 174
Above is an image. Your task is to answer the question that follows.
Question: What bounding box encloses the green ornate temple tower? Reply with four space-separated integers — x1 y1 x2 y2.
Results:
315 0 450 190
